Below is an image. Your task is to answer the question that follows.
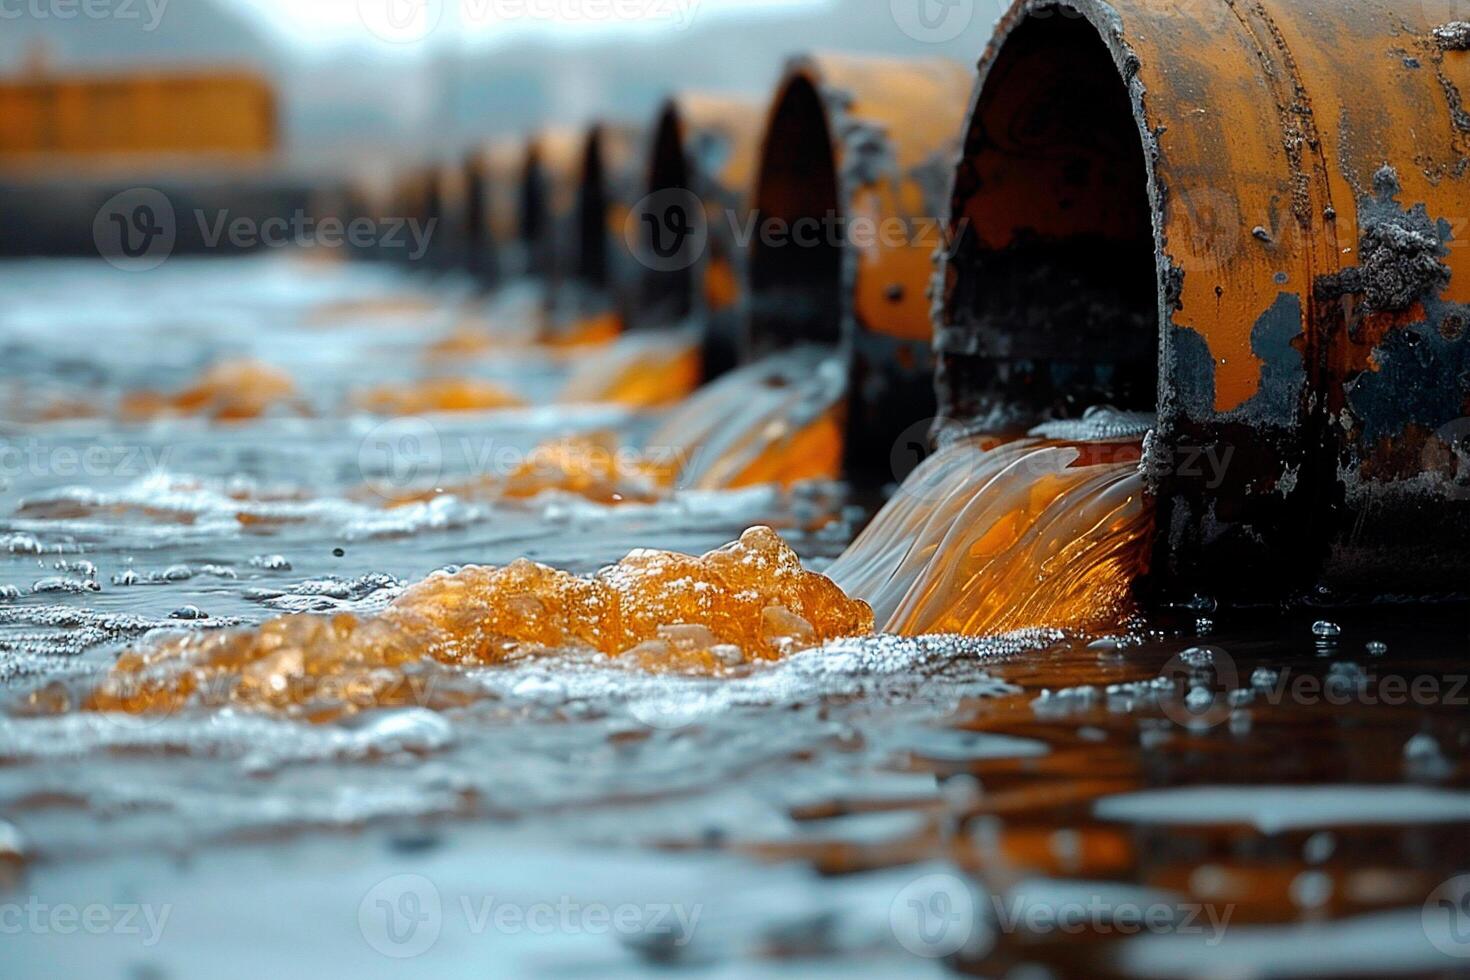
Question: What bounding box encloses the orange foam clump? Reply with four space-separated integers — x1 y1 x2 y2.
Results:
82 527 873 720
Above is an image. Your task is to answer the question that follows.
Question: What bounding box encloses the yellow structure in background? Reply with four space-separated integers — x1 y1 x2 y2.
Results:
0 70 277 162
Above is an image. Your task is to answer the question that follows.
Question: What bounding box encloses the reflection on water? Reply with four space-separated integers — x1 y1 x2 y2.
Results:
0 257 1467 979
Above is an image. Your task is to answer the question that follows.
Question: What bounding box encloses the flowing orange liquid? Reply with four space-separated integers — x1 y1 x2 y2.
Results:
558 332 702 409
390 349 846 506
79 527 873 720
120 359 299 422
826 435 1152 636
348 377 525 415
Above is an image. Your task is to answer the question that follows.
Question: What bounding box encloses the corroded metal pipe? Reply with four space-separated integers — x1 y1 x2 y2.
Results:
574 122 646 325
748 54 974 478
632 93 764 379
936 0 1470 603
524 124 644 329
465 138 532 282
429 159 470 271
523 127 584 287
389 166 437 269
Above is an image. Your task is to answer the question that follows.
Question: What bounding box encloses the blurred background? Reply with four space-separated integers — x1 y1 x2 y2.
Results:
0 0 1003 179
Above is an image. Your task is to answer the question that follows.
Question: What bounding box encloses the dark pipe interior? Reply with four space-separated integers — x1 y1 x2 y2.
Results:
748 76 843 356
635 105 696 325
942 12 1158 424
521 148 551 277
576 131 609 289
463 159 484 249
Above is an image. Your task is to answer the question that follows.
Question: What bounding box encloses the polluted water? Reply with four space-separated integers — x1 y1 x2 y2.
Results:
1 257 1468 977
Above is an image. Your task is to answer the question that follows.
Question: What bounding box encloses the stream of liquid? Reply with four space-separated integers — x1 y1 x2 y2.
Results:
827 434 1152 637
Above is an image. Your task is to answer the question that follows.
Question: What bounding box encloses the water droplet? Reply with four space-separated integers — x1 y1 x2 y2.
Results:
1289 870 1333 910
1185 686 1214 711
1311 620 1342 639
1303 831 1336 864
1365 640 1388 656
1179 645 1219 667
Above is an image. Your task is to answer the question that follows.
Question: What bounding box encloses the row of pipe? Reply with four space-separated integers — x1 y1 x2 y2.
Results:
339 0 1469 607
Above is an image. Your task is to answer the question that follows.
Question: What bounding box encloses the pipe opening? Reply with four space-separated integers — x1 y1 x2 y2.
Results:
577 130 610 289
635 105 696 326
748 75 843 356
520 148 548 276
944 11 1158 423
464 158 485 254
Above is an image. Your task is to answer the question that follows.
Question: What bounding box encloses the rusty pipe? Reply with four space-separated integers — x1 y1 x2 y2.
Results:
748 54 974 479
630 93 765 379
524 124 645 331
464 138 532 282
389 166 437 269
428 159 470 272
935 0 1470 603
523 127 584 287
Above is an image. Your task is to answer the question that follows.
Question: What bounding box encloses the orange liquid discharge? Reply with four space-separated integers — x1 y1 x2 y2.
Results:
80 527 873 720
826 435 1153 636
348 377 525 415
543 312 621 350
389 349 846 507
559 332 702 409
120 359 299 422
